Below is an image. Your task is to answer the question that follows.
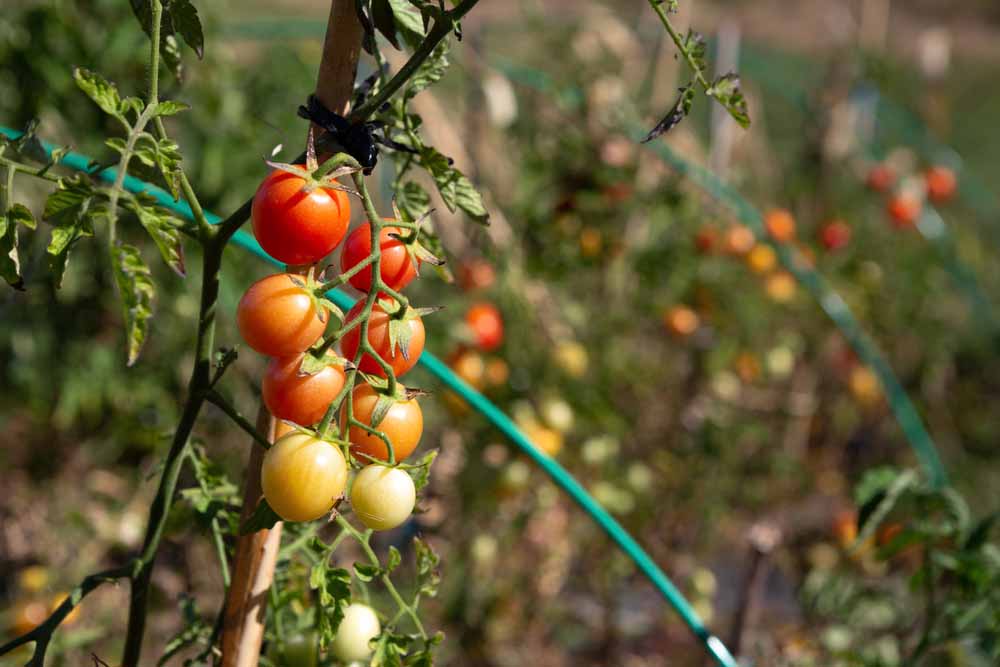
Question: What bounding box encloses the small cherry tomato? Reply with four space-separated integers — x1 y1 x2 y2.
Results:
340 222 419 293
723 225 755 255
485 358 510 386
554 340 588 378
465 303 504 352
458 259 496 291
579 227 603 258
663 305 699 337
849 365 881 407
251 167 350 265
346 383 423 464
10 600 47 636
924 166 957 203
694 226 718 254
276 630 318 667
765 272 797 303
448 348 486 390
746 244 777 274
764 208 796 243
331 603 381 663
340 301 425 378
866 164 895 192
237 274 327 357
350 465 416 531
887 194 921 229
262 353 347 426
261 432 348 522
17 566 50 594
819 220 852 251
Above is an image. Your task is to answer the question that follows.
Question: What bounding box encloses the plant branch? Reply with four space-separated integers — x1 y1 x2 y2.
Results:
205 389 272 450
348 0 482 122
646 0 711 91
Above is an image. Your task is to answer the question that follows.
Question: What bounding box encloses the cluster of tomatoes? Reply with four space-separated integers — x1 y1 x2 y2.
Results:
868 161 958 228
236 163 432 533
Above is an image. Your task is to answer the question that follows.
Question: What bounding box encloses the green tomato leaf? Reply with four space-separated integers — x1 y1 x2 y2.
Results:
169 0 204 59
388 0 425 37
372 0 402 50
418 147 489 224
386 545 402 574
353 563 380 582
44 177 101 288
707 72 751 129
642 84 695 142
0 210 25 290
409 449 437 492
111 243 156 366
313 566 351 647
406 41 449 98
396 181 431 222
123 197 186 276
413 536 440 598
9 203 35 230
153 99 190 116
240 498 282 534
74 68 124 120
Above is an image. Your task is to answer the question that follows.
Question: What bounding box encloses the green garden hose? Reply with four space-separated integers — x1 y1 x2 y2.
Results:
0 124 739 667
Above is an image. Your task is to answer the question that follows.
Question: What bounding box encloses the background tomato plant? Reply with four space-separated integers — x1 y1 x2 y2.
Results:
3 1 1000 666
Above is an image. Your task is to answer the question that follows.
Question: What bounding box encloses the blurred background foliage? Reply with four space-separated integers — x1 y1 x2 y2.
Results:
2 1 999 666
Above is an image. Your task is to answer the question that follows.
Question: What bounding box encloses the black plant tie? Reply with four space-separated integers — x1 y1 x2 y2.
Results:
297 94 418 174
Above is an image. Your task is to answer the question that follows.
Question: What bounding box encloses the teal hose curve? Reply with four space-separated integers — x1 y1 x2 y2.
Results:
0 125 739 667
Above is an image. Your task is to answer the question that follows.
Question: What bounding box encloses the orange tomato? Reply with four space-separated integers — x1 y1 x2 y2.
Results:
262 353 347 426
663 306 699 337
466 303 504 352
723 225 755 255
346 384 423 464
237 274 327 357
746 244 777 274
887 195 921 229
764 208 796 243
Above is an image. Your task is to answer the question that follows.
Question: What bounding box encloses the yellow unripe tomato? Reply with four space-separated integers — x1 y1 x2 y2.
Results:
765 272 797 303
663 305 699 337
849 366 881 407
331 603 381 663
350 465 416 531
18 566 50 594
261 433 348 522
524 421 564 457
554 340 588 378
746 244 777 274
579 226 602 257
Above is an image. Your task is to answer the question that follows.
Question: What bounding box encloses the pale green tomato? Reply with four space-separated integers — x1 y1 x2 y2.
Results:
261 433 347 522
331 603 381 663
349 465 415 531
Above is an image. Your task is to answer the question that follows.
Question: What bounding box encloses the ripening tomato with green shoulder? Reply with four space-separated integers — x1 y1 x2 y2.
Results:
465 302 503 351
340 222 419 293
261 432 348 522
340 301 425 378
251 166 350 265
345 383 423 464
262 352 347 426
237 273 327 357
350 465 416 531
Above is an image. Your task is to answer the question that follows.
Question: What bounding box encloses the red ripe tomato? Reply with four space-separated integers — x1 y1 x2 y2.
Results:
694 226 718 254
346 383 423 463
819 220 852 251
237 274 327 357
340 301 425 378
458 259 496 291
252 167 350 265
866 164 895 192
925 166 957 203
466 303 503 351
263 353 347 426
340 223 418 293
887 195 921 229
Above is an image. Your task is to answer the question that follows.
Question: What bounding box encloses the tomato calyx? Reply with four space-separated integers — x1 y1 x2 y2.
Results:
263 159 360 198
297 348 355 377
387 198 445 274
288 272 343 326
